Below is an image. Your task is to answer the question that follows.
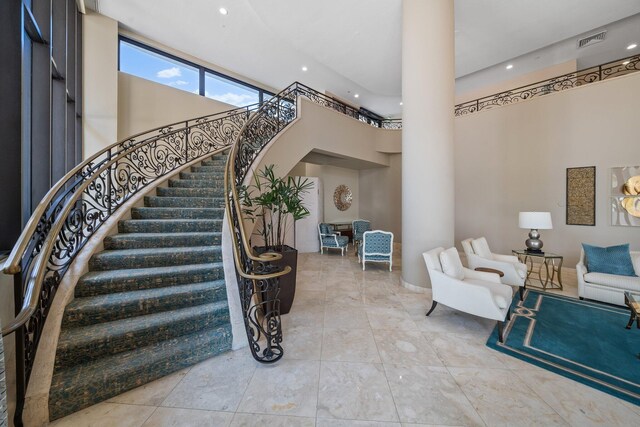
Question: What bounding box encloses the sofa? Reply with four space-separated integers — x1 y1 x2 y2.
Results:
576 249 640 305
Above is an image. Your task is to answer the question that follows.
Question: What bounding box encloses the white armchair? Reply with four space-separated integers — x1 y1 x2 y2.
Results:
461 237 528 300
423 247 513 342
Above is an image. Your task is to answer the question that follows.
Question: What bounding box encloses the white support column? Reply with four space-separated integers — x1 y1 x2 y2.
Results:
401 0 455 289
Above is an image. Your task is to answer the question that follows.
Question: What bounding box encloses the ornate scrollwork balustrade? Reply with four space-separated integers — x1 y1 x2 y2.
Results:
224 82 403 364
455 54 640 116
1 103 259 425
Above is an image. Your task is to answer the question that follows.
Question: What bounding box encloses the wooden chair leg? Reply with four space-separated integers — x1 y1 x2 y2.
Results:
425 301 438 316
498 321 504 343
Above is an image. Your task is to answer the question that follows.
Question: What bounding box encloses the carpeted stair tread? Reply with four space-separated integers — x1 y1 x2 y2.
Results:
55 301 229 370
104 232 221 249
131 207 224 219
179 171 225 180
201 159 227 167
169 179 224 188
63 280 227 327
144 196 222 209
49 325 232 420
89 246 222 270
76 262 224 296
191 165 225 173
51 152 234 420
118 218 222 233
156 187 223 198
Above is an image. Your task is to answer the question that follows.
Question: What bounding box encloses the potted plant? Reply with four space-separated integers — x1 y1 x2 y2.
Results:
240 164 313 314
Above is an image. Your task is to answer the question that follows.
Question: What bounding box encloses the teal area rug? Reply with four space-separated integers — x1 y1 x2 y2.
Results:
487 289 640 406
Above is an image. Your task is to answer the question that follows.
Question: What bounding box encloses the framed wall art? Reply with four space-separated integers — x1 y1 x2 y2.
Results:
611 166 640 227
566 166 596 226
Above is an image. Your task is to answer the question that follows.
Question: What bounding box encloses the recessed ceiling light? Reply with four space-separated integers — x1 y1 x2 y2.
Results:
399 102 403 106
506 64 513 70
627 43 637 50
219 7 228 15
623 60 631 65
354 94 359 98
301 66 308 72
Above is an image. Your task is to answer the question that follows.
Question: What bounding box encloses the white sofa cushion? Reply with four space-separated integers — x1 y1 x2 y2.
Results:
471 237 492 259
584 272 640 291
633 253 640 276
440 247 464 280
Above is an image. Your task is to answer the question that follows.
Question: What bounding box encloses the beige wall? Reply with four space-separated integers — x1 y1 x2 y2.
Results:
305 164 360 223
456 60 577 105
455 72 640 266
117 73 233 139
83 12 119 159
256 98 393 176
359 155 402 242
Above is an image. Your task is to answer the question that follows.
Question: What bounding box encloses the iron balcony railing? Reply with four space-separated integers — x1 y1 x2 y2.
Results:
455 54 640 116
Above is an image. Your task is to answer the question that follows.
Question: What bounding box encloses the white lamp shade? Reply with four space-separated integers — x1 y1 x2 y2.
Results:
519 212 553 229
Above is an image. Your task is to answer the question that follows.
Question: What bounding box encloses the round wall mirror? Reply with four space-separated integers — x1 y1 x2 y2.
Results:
333 185 352 211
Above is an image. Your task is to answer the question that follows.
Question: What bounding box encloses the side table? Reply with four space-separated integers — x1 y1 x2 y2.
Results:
512 250 563 291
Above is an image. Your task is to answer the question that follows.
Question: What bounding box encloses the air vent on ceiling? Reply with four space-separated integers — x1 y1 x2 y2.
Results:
577 31 607 49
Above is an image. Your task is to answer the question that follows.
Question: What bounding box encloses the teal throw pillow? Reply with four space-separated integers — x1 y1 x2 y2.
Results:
582 243 637 277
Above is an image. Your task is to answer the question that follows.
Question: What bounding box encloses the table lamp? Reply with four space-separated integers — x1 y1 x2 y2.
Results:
519 212 552 253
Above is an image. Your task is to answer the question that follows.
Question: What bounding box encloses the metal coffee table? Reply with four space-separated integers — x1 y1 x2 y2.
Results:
624 291 640 330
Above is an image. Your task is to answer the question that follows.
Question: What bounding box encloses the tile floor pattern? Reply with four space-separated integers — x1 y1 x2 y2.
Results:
50 247 640 426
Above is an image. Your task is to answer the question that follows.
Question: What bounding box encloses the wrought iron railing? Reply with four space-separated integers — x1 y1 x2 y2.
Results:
293 82 402 129
224 82 402 364
1 103 258 426
455 54 640 116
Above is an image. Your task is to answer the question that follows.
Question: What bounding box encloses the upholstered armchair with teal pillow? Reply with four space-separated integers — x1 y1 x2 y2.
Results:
318 223 349 255
352 219 371 254
358 230 394 271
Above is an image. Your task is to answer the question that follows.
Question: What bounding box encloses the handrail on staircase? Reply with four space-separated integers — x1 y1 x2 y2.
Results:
223 82 402 364
1 101 259 426
1 79 402 425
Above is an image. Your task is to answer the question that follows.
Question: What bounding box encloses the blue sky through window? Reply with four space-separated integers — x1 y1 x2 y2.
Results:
119 39 262 107
119 40 199 95
205 72 259 107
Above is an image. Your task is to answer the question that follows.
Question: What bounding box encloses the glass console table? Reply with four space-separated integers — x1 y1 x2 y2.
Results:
512 250 563 291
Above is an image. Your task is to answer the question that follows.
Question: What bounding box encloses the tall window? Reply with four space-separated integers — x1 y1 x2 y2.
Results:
120 39 199 95
205 72 260 106
118 37 272 108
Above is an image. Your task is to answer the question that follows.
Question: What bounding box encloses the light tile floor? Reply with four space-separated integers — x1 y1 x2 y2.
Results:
50 247 640 426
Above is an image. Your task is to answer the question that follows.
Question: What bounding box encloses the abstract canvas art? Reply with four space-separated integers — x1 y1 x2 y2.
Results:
566 166 595 226
611 166 640 226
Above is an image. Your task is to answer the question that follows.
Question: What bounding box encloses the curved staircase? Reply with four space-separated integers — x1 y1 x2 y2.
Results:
48 153 232 420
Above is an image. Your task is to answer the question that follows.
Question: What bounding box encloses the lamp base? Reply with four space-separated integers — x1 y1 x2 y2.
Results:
524 248 544 255
525 229 544 253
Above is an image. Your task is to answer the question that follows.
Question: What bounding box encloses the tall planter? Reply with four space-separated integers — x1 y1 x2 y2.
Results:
241 164 313 316
255 245 298 315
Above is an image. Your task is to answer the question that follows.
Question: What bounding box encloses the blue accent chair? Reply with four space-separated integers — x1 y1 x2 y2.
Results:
318 223 349 256
358 230 394 271
352 219 371 254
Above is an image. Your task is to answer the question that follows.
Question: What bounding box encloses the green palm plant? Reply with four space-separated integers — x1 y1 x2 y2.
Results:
240 164 314 251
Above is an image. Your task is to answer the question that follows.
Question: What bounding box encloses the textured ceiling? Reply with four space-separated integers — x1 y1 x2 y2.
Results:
92 0 640 116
